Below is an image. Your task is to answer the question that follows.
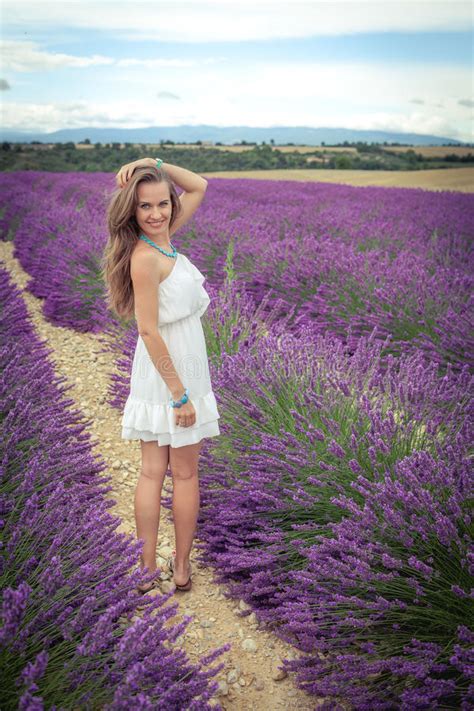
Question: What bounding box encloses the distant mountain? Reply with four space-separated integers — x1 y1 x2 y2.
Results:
0 124 466 146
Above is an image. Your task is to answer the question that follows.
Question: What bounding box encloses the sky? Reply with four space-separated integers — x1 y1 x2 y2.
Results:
1 0 473 142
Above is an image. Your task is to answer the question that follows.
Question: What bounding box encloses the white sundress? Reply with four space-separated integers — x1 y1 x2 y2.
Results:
121 252 221 448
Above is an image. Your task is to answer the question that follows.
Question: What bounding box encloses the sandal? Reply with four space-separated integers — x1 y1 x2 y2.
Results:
167 552 193 592
136 578 160 595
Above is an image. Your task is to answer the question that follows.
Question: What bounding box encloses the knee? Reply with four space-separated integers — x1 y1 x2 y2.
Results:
140 463 167 482
171 465 197 482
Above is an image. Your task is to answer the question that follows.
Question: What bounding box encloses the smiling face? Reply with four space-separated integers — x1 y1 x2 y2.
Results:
135 180 172 240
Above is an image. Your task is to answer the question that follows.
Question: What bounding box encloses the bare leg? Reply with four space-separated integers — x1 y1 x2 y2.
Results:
169 440 203 585
135 440 169 590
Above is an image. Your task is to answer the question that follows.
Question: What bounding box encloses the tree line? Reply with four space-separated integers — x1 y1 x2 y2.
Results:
1 140 472 173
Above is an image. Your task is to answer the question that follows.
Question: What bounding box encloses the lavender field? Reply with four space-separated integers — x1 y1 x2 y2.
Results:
1 170 473 709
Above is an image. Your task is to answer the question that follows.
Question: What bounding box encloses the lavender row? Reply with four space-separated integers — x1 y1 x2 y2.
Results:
0 266 229 710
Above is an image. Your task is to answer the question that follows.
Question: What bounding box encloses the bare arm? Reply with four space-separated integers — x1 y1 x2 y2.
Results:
145 158 208 192
131 253 185 400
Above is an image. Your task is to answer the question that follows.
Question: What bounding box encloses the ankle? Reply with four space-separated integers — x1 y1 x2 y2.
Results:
141 564 157 574
174 559 189 570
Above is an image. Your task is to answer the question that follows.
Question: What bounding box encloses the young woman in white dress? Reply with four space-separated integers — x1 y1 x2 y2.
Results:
102 157 219 594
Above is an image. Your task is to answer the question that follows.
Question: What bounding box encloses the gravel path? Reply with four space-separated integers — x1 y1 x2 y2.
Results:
1 241 320 710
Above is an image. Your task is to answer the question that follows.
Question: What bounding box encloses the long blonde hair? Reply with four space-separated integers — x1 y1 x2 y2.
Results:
100 165 182 321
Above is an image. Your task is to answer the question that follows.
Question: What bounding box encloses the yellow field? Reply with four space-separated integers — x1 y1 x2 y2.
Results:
201 167 474 193
383 145 474 158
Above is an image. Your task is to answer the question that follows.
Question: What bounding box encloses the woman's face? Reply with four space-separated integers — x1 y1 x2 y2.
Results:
135 181 172 239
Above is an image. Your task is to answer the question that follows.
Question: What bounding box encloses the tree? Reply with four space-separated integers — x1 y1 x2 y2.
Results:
335 155 352 169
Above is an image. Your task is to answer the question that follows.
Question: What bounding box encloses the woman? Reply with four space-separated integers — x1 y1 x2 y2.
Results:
101 157 221 594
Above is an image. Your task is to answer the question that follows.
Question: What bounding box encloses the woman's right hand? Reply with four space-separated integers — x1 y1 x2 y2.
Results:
174 400 196 428
116 158 154 188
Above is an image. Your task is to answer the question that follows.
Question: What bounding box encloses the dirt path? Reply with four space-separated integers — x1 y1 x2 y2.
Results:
1 241 319 710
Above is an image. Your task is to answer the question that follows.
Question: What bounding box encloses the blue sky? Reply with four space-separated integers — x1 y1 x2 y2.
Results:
1 0 473 141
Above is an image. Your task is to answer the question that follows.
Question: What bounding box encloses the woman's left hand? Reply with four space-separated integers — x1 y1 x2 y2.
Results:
116 158 154 188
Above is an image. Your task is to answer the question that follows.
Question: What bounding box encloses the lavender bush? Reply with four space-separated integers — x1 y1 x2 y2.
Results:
277 448 473 709
0 267 229 709
179 326 473 709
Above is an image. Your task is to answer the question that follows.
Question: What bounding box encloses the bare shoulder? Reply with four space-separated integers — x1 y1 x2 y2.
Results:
130 243 162 285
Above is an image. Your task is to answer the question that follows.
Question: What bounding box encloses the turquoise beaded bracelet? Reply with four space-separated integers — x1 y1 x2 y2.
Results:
169 387 189 408
155 157 163 168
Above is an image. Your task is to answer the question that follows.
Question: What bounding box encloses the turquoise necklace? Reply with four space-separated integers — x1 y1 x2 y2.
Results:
139 233 178 258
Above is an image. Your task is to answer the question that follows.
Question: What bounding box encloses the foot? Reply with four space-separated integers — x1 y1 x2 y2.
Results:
137 580 156 594
137 569 158 594
173 562 192 587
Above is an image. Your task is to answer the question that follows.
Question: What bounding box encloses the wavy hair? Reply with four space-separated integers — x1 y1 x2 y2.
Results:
100 165 182 321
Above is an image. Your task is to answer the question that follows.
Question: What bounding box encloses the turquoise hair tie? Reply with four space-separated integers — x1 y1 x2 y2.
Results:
155 158 163 168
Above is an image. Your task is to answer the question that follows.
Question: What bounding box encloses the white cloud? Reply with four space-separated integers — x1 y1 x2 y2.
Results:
0 40 114 72
2 1 472 43
345 110 465 139
0 40 227 72
228 59 472 109
116 57 225 68
0 100 198 131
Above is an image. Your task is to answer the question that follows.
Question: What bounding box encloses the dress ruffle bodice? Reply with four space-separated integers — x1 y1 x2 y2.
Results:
156 253 211 325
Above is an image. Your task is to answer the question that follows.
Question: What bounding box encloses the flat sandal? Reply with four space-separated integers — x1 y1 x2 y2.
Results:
168 554 193 592
136 579 160 595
